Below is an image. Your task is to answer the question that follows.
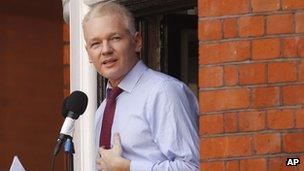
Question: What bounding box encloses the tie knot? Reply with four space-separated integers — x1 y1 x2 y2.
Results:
107 87 123 100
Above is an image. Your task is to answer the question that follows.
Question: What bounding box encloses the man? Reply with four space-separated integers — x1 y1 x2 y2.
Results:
83 1 199 171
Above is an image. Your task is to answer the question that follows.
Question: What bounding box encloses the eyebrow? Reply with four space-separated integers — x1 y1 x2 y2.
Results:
88 38 100 44
88 30 131 44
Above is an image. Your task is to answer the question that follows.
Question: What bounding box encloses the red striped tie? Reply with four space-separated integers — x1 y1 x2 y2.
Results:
99 87 123 149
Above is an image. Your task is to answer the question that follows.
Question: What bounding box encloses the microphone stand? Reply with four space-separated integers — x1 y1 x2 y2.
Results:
64 136 75 171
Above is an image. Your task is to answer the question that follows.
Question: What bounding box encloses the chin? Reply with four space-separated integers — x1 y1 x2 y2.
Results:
100 72 119 80
99 69 115 77
100 68 127 81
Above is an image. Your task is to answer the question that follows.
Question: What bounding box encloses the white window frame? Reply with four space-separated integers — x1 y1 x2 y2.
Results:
69 0 96 170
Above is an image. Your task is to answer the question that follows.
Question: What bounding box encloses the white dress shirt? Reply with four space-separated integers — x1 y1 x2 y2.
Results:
95 60 199 171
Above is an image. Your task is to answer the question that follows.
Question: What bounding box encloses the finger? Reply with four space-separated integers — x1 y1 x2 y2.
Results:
96 158 101 165
99 148 108 160
97 163 102 171
100 159 106 166
99 157 107 171
112 133 122 154
99 146 106 155
113 132 121 148
96 158 103 171
99 160 107 171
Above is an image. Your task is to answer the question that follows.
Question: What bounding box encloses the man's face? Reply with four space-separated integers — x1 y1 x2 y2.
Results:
83 15 142 85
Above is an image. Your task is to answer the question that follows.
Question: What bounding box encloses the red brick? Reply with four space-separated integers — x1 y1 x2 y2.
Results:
239 63 266 85
253 133 281 154
198 0 250 17
200 114 224 134
268 61 297 83
252 38 281 60
239 16 265 37
63 23 70 42
240 158 267 171
300 38 304 57
300 155 304 171
296 12 304 33
268 157 298 171
251 87 279 108
282 37 304 57
295 108 304 128
283 37 297 57
251 0 280 12
226 160 239 171
199 41 250 64
267 14 294 34
201 161 225 171
200 135 252 159
224 113 238 133
199 66 223 88
300 62 304 81
283 37 300 57
224 65 238 86
200 137 227 159
223 18 238 38
239 111 265 131
282 84 304 105
200 89 249 113
199 19 222 41
282 0 304 10
227 136 252 157
283 132 304 152
267 109 294 129
63 44 70 65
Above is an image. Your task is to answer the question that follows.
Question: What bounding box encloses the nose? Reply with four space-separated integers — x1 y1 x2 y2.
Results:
101 41 113 55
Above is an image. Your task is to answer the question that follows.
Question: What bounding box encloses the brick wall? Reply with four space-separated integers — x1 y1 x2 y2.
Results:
198 0 304 170
0 1 64 170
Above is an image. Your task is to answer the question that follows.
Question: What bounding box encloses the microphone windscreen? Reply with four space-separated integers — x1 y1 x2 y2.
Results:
61 96 69 118
66 91 88 119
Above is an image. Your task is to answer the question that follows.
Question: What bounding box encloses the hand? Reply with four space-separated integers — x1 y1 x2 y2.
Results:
97 133 130 171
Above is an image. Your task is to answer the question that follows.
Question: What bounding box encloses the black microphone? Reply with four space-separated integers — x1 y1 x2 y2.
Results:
53 91 88 156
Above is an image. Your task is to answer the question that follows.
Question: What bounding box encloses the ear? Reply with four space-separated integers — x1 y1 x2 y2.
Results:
85 45 93 63
133 32 142 53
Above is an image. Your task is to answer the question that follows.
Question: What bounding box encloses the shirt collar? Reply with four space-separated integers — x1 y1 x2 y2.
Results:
106 60 148 93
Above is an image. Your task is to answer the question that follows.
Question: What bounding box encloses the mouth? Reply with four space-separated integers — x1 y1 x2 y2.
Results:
102 59 118 67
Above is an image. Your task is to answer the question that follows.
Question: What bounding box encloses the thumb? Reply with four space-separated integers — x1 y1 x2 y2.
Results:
112 133 122 153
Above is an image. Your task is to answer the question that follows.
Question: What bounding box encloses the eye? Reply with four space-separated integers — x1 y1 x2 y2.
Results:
90 42 100 49
111 36 121 41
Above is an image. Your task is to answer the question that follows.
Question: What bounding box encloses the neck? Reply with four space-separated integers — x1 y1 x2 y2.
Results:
109 79 122 88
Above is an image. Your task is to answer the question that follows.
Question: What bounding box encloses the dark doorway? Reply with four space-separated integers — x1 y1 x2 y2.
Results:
164 14 198 95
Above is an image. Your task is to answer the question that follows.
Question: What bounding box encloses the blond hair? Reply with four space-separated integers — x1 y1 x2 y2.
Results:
83 1 136 34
